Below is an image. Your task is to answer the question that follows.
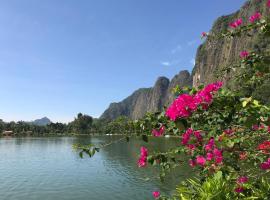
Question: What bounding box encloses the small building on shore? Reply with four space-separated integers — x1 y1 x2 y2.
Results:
2 131 14 136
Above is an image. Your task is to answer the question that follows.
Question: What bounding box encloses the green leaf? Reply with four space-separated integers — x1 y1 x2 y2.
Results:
214 171 223 180
79 151 83 158
242 97 252 107
226 140 235 148
242 100 248 107
91 149 96 157
253 100 259 107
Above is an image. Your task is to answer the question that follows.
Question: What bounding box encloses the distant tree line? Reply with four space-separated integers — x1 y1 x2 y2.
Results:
0 113 150 136
100 116 142 135
0 113 95 136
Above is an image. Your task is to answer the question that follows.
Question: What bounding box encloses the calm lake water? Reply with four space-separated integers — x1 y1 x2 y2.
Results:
0 136 192 200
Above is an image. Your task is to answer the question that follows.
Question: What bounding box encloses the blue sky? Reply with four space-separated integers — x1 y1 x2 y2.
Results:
0 0 246 123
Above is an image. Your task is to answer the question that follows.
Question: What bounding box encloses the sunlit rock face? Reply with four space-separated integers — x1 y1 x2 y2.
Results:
100 70 192 120
192 0 270 88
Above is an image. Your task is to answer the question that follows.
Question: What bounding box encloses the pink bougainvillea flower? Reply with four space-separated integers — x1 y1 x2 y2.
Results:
152 191 160 199
206 152 214 161
229 18 243 28
234 187 244 193
152 125 165 137
213 148 223 164
137 147 148 167
194 81 223 106
268 0 270 8
193 130 203 142
205 137 215 151
187 144 196 151
249 12 262 23
137 157 147 167
215 156 223 164
203 81 223 92
201 32 207 38
237 176 249 184
196 155 206 166
181 128 203 147
213 148 222 157
260 162 270 170
260 158 270 170
165 94 194 121
189 159 196 167
195 91 212 105
140 146 148 157
166 82 223 121
252 124 259 130
257 141 270 154
182 128 193 145
240 51 249 59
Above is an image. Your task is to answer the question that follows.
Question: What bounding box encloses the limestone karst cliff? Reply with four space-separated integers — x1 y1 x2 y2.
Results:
192 0 270 89
100 71 192 120
101 0 270 121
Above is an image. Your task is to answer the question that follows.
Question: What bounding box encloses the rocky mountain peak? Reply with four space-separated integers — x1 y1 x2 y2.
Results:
100 71 192 120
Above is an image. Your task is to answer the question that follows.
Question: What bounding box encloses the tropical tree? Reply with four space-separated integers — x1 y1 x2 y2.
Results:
69 113 93 135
